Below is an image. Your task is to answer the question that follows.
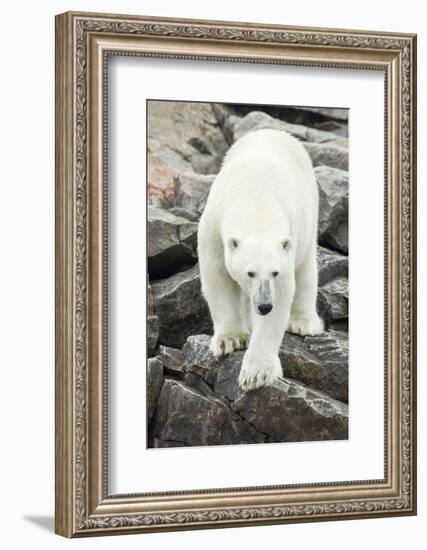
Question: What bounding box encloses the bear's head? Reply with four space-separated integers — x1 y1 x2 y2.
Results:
225 237 293 316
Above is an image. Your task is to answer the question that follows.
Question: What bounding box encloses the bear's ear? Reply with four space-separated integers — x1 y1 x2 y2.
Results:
228 238 240 251
281 238 291 251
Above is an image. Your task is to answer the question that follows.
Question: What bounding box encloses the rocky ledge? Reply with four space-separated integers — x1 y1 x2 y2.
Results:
148 335 348 447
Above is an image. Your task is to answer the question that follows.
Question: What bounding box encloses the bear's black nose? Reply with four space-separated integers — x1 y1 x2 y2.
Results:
258 303 273 315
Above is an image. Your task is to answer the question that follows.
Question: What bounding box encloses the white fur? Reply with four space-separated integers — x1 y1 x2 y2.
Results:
197 129 324 391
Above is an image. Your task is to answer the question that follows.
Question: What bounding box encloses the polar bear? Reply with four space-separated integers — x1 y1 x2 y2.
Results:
197 128 324 391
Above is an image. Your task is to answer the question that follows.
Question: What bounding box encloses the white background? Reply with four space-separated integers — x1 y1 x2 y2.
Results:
0 1 424 548
109 59 385 493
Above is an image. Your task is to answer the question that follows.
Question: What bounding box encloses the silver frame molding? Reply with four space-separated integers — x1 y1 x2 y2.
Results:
55 11 417 538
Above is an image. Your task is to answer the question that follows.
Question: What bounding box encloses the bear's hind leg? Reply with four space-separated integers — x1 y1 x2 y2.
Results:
288 244 324 336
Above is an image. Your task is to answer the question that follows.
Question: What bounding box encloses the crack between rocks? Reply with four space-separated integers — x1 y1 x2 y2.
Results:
231 406 273 442
318 239 348 256
162 438 190 447
195 373 274 441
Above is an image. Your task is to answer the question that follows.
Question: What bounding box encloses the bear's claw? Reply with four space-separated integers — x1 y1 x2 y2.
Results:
239 354 282 391
210 333 249 357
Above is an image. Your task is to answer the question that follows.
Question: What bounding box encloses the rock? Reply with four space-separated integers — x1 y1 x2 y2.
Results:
147 358 164 425
158 346 186 374
150 378 265 447
147 206 198 278
280 331 348 402
187 136 212 155
151 265 212 348
147 282 159 356
174 172 215 218
191 153 223 175
211 103 239 144
317 278 348 322
329 319 348 332
148 279 156 314
316 166 348 253
232 379 348 442
182 334 243 401
305 142 348 171
168 206 200 222
182 334 218 371
147 154 188 205
147 102 349 204
149 333 348 446
305 142 349 170
148 193 170 210
217 104 348 137
297 107 349 122
147 101 228 202
268 106 348 137
226 111 348 170
311 121 348 138
316 246 349 324
231 111 345 145
147 101 228 156
182 332 348 403
317 246 348 286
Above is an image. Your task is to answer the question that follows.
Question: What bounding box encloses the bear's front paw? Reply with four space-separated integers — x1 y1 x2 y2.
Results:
239 353 282 391
288 314 324 336
210 333 250 357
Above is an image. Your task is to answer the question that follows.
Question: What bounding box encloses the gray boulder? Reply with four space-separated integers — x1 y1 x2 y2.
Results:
317 278 348 322
147 357 164 425
211 103 240 144
213 104 348 138
223 111 348 170
317 246 348 286
174 172 215 218
182 334 243 401
231 111 346 145
232 379 348 442
181 332 348 404
316 166 349 253
150 378 265 447
191 153 223 175
147 101 229 203
316 247 349 324
168 206 200 222
305 142 348 171
147 282 159 356
147 150 190 206
150 334 348 446
147 206 198 278
151 265 213 348
148 101 229 163
279 331 348 402
297 106 349 122
158 345 186 374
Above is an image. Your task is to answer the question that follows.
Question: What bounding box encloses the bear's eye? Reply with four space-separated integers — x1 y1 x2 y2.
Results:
272 271 279 277
247 271 255 278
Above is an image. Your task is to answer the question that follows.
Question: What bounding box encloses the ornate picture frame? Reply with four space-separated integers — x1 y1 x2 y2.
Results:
55 11 417 537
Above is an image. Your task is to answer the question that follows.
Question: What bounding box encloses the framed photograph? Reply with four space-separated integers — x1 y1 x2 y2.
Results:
55 11 417 537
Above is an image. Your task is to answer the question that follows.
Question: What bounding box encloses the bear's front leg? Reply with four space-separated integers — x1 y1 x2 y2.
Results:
204 270 250 357
198 242 249 357
239 293 291 391
209 286 250 357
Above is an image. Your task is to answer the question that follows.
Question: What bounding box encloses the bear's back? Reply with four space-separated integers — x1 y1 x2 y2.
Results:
223 129 313 175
